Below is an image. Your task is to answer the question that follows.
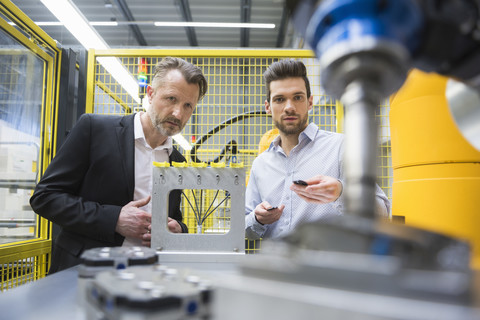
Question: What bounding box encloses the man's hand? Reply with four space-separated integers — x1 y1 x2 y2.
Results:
290 175 342 204
167 217 182 233
116 196 152 246
254 201 285 225
141 218 182 247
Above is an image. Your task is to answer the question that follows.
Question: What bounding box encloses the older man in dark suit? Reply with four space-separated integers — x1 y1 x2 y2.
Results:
30 57 207 273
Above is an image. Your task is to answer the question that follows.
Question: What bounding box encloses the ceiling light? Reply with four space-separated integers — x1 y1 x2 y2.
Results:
90 21 118 26
40 0 140 103
154 22 275 29
24 21 119 27
40 0 194 149
40 0 108 49
35 21 63 26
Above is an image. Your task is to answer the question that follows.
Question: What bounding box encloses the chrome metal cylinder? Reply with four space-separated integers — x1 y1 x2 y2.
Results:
341 80 381 218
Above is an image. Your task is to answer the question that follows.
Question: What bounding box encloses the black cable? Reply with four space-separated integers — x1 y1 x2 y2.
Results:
200 190 219 222
181 191 200 223
190 111 267 163
201 195 231 224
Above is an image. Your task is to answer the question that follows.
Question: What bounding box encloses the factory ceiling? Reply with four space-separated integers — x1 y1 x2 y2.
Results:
11 0 303 49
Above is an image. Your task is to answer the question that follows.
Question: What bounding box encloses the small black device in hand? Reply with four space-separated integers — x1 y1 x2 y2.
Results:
293 180 308 186
267 206 277 211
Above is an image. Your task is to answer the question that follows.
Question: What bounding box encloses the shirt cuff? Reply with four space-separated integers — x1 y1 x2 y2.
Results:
245 211 267 239
332 179 344 211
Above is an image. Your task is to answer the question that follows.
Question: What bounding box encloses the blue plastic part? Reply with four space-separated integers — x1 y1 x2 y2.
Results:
186 300 198 314
306 0 424 57
105 297 115 311
116 263 126 270
91 287 99 299
370 234 392 255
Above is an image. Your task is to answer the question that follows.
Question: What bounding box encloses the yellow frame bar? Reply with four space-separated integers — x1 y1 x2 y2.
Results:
0 240 51 264
0 0 58 50
0 20 53 61
96 80 132 113
90 48 316 58
0 0 62 284
85 49 97 114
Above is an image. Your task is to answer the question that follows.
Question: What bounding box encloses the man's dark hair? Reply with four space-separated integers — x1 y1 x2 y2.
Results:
263 59 311 102
152 57 208 101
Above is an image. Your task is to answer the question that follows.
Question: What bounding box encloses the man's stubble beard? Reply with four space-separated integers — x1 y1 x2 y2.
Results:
274 112 309 136
148 107 183 137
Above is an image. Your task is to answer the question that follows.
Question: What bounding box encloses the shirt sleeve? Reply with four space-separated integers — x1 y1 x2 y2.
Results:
245 163 267 240
331 179 391 218
374 184 391 218
332 140 345 212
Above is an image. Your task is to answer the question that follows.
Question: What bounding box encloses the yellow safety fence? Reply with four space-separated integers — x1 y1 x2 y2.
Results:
86 49 393 253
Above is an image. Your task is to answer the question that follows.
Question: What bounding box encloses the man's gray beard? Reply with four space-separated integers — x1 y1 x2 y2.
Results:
148 108 181 137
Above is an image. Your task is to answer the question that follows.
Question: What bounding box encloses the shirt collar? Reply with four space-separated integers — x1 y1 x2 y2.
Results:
134 112 174 154
268 122 318 151
299 122 319 142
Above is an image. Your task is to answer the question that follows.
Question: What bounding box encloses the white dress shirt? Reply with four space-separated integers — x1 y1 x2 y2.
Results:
123 112 173 246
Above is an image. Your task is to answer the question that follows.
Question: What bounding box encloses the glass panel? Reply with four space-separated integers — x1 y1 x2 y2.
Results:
0 27 45 244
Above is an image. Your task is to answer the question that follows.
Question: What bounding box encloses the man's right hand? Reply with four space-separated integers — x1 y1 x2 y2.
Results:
254 202 284 225
115 196 152 241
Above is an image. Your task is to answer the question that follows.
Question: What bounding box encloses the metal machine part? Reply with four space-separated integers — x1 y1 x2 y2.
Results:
253 217 472 301
410 0 480 88
151 165 245 254
212 270 480 320
287 0 424 219
79 246 158 273
208 2 480 318
287 0 480 150
77 247 159 308
209 218 475 319
288 0 480 87
283 0 480 233
211 218 477 320
85 265 212 320
446 79 480 151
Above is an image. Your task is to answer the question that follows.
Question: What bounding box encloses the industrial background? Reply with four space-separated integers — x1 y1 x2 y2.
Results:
2 1 480 319
0 0 416 291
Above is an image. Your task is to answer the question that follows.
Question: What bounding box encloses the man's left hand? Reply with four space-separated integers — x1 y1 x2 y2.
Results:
141 218 182 247
167 217 182 233
290 175 342 204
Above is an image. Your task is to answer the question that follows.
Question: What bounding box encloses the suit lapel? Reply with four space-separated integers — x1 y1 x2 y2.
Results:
116 114 135 199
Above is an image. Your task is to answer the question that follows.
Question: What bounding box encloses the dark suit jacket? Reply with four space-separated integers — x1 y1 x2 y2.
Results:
30 113 187 273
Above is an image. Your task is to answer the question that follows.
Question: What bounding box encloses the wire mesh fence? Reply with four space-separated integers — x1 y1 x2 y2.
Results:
89 50 393 252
